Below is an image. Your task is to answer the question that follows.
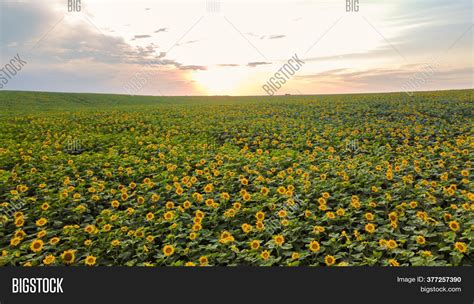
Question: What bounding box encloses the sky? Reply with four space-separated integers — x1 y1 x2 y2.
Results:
0 0 472 96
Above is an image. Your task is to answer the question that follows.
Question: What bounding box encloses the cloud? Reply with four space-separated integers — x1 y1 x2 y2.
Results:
267 35 286 40
247 61 271 67
0 1 58 48
217 63 239 67
154 27 168 33
246 33 286 40
296 65 474 93
177 65 207 71
176 40 199 46
133 35 152 39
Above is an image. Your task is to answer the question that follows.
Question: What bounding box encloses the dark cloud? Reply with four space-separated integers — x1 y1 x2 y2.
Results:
133 35 152 39
0 1 58 48
176 40 199 46
177 65 207 71
154 28 168 33
267 35 286 39
247 62 271 67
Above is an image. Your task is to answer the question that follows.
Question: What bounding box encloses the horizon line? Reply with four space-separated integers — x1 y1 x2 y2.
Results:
1 87 473 98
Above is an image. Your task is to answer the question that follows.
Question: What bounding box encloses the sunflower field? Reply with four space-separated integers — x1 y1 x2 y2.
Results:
0 90 472 266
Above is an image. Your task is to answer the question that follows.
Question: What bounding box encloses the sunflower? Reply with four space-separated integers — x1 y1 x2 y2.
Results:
336 208 345 216
10 237 21 247
388 259 400 266
183 200 191 209
242 193 251 201
111 200 120 208
49 237 60 245
260 250 271 260
309 240 320 252
203 183 213 193
84 224 96 234
103 224 112 232
277 186 286 195
135 229 145 238
250 240 260 250
43 254 56 265
365 212 374 221
260 187 269 195
192 223 202 231
364 223 376 234
163 245 175 257
255 211 265 221
85 255 97 266
291 252 301 260
241 223 252 234
420 250 432 257
416 236 426 245
195 210 204 219
145 212 154 221
30 239 44 253
274 235 285 246
14 230 26 239
449 221 460 232
454 242 467 253
61 250 76 264
35 217 47 227
163 211 174 221
199 256 209 266
324 255 336 266
387 239 398 249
